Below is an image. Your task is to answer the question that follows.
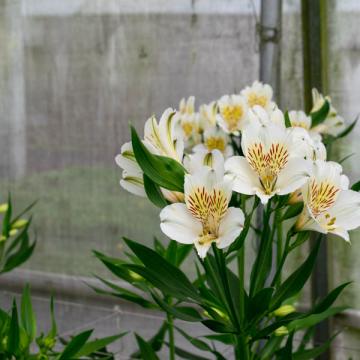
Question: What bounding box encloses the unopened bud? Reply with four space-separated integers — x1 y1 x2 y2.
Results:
275 326 289 337
9 229 18 237
12 218 28 229
128 270 143 282
273 305 296 317
0 235 7 242
0 203 8 213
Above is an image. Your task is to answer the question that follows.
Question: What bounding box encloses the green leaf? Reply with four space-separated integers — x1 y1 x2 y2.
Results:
143 174 168 208
259 336 283 359
288 232 309 251
282 203 304 221
175 326 212 352
270 238 321 309
312 282 351 314
135 333 161 360
2 195 12 237
176 244 193 267
152 292 203 322
249 287 274 321
293 333 339 360
284 111 292 128
7 300 20 355
131 125 185 191
166 240 178 265
311 100 330 128
58 329 93 360
339 153 355 165
124 238 201 301
287 306 346 332
351 180 360 192
166 343 211 360
336 118 358 139
21 284 37 342
201 320 235 334
75 332 127 357
48 296 57 338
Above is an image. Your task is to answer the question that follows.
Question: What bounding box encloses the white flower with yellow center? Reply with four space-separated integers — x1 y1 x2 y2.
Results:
248 105 285 127
160 166 244 258
295 161 360 241
178 96 201 141
115 142 146 197
144 108 184 162
311 89 346 137
193 127 233 157
225 121 312 204
288 110 312 130
217 95 249 134
241 81 275 111
184 149 225 177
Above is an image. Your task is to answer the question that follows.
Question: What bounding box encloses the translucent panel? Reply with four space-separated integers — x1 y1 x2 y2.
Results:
0 0 260 276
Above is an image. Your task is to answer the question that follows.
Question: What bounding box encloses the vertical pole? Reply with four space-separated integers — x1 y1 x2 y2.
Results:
301 1 330 358
258 0 282 283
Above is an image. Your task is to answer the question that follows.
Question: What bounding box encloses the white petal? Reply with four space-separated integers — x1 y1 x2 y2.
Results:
276 159 312 196
120 178 146 197
194 240 212 259
225 156 261 195
217 207 244 249
160 203 201 244
330 227 350 242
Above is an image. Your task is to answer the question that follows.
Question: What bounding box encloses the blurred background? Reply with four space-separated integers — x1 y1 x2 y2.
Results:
0 0 360 358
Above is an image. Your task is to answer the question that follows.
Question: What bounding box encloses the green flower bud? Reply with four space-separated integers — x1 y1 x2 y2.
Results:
12 218 28 229
273 304 296 317
9 229 18 237
0 235 7 242
275 326 289 337
0 203 8 213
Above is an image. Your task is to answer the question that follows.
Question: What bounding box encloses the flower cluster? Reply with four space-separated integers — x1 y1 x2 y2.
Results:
116 81 360 258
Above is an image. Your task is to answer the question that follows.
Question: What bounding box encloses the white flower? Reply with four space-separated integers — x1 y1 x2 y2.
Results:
248 105 285 127
144 108 184 162
241 81 275 111
288 110 312 130
311 89 346 137
295 160 360 242
193 127 233 157
225 121 312 204
217 95 249 134
199 101 218 130
184 149 225 177
178 96 201 142
115 142 146 197
160 166 244 258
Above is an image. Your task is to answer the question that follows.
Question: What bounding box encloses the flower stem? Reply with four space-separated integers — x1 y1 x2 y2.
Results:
167 311 175 360
275 209 283 286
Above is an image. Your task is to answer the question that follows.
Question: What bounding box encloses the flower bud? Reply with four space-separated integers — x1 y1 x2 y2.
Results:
9 229 18 237
273 304 296 317
274 326 289 337
11 218 28 229
0 203 8 213
0 235 7 242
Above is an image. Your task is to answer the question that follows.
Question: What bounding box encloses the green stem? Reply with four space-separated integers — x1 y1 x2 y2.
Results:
167 312 175 360
238 244 245 322
275 209 283 286
236 334 250 360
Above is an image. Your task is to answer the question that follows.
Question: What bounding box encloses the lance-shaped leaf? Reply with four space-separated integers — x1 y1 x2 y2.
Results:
124 238 201 301
21 284 37 342
282 203 304 221
351 180 360 192
135 334 161 360
58 329 93 360
270 238 321 309
131 126 185 191
143 174 168 208
311 100 330 128
7 300 20 355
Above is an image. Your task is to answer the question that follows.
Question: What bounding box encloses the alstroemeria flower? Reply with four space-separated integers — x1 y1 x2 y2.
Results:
217 94 249 134
160 166 244 258
184 149 225 177
241 81 275 111
199 101 218 130
178 96 201 142
311 89 346 137
288 110 312 130
193 127 233 157
144 108 184 162
295 160 360 241
225 121 312 204
248 105 284 127
115 142 146 197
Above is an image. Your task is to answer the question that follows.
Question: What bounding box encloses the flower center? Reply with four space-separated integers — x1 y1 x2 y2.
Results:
220 105 244 131
309 180 339 216
186 186 229 243
247 93 268 108
247 142 289 194
205 136 226 152
182 122 194 137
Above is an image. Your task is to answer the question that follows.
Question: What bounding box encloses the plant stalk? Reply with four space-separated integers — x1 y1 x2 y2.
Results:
167 312 175 360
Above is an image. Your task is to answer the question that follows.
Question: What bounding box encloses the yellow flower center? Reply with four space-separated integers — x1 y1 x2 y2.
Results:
309 180 339 216
186 186 229 245
205 136 226 152
291 121 310 130
247 93 268 108
247 142 289 194
182 122 194 137
220 105 244 132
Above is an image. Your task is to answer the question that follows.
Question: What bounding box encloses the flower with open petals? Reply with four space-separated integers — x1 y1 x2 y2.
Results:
184 149 225 177
160 166 244 258
225 121 312 204
288 110 312 130
241 81 275 111
295 161 360 241
217 95 248 134
311 89 346 137
178 96 201 142
199 101 218 130
144 108 184 162
193 127 233 157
